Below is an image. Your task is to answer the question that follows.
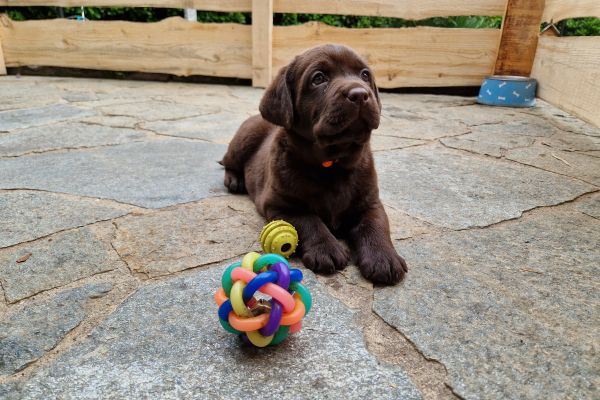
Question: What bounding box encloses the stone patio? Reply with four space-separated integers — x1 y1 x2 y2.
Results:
0 76 598 399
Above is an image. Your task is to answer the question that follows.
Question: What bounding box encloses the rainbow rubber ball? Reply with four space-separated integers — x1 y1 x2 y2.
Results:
214 252 312 347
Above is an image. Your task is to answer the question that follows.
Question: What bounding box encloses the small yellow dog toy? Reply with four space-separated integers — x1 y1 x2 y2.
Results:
259 220 298 258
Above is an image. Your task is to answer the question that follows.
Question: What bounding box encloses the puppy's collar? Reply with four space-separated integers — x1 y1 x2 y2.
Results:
321 160 338 168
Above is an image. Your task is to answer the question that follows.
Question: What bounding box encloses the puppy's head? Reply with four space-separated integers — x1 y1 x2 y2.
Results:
260 44 381 163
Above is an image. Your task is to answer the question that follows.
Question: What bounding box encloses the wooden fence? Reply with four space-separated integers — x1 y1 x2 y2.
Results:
0 0 507 88
532 0 600 127
0 0 599 126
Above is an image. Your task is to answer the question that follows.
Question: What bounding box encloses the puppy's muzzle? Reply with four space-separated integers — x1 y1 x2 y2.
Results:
345 87 370 105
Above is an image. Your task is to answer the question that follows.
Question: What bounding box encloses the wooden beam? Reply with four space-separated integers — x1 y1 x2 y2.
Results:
0 1 252 11
494 0 545 76
532 36 600 128
273 22 500 88
251 0 272 87
0 34 6 75
1 0 507 19
275 0 505 19
0 15 252 78
543 0 600 22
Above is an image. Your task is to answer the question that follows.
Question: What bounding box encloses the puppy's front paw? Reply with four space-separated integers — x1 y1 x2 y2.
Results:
359 247 407 285
302 240 350 275
224 169 246 193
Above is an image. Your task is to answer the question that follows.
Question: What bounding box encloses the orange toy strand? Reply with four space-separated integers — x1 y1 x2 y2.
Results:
280 294 306 326
214 287 227 306
290 321 302 333
228 312 270 332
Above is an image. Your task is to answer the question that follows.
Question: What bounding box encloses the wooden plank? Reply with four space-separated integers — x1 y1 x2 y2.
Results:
0 0 251 11
252 0 272 87
1 0 507 19
494 0 545 76
543 0 600 22
0 15 252 77
0 35 6 75
276 0 505 19
273 22 500 88
531 36 600 128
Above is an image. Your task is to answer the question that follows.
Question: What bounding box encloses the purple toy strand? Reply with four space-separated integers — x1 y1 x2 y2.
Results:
259 300 283 336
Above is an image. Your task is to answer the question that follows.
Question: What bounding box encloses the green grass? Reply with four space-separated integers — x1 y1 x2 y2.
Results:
556 17 600 36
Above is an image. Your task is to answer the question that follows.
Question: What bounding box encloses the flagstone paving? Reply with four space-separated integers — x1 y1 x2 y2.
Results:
0 76 598 400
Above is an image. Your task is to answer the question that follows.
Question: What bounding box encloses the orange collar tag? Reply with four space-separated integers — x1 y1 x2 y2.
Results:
321 160 334 168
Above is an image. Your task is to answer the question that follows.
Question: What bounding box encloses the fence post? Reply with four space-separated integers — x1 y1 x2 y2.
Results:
494 0 545 76
0 37 6 76
252 0 273 87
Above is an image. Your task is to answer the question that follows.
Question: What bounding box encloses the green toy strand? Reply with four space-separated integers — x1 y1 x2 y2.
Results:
221 261 241 296
254 253 288 272
270 325 290 346
219 318 242 335
289 281 312 315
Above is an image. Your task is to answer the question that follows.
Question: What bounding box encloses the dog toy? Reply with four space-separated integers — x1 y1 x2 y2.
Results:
260 220 298 258
214 252 312 347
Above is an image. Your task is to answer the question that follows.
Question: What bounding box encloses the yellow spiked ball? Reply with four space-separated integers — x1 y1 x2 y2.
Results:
260 220 298 259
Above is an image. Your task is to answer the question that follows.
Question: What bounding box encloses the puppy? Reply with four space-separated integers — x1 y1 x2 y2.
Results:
221 44 407 284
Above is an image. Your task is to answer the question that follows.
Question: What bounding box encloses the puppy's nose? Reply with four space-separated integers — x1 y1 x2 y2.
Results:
346 87 369 104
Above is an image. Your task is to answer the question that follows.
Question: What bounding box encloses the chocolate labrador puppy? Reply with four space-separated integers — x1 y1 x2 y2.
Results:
221 44 407 284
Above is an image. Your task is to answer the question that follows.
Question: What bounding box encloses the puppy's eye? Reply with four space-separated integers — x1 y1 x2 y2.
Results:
311 71 327 86
360 69 371 82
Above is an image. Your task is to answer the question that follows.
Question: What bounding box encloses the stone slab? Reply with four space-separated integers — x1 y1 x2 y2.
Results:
226 84 264 105
0 140 228 208
371 136 426 152
0 191 135 248
379 93 476 110
575 192 600 219
0 222 123 303
0 283 113 376
436 104 558 131
465 116 562 138
374 209 600 400
383 205 438 241
112 196 263 278
441 131 535 157
0 78 65 112
540 132 600 152
0 122 148 157
96 100 220 122
377 105 470 140
582 150 600 158
60 91 102 103
0 95 65 113
376 144 594 229
525 100 600 138
140 112 251 144
0 105 95 132
3 267 421 399
80 115 142 129
507 146 600 185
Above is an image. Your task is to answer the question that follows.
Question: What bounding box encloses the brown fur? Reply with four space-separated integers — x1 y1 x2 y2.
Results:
221 44 407 284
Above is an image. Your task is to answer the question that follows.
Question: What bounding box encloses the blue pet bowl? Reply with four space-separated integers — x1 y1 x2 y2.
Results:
477 75 537 107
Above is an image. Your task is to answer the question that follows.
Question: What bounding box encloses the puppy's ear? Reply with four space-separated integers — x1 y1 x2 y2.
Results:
259 66 294 129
